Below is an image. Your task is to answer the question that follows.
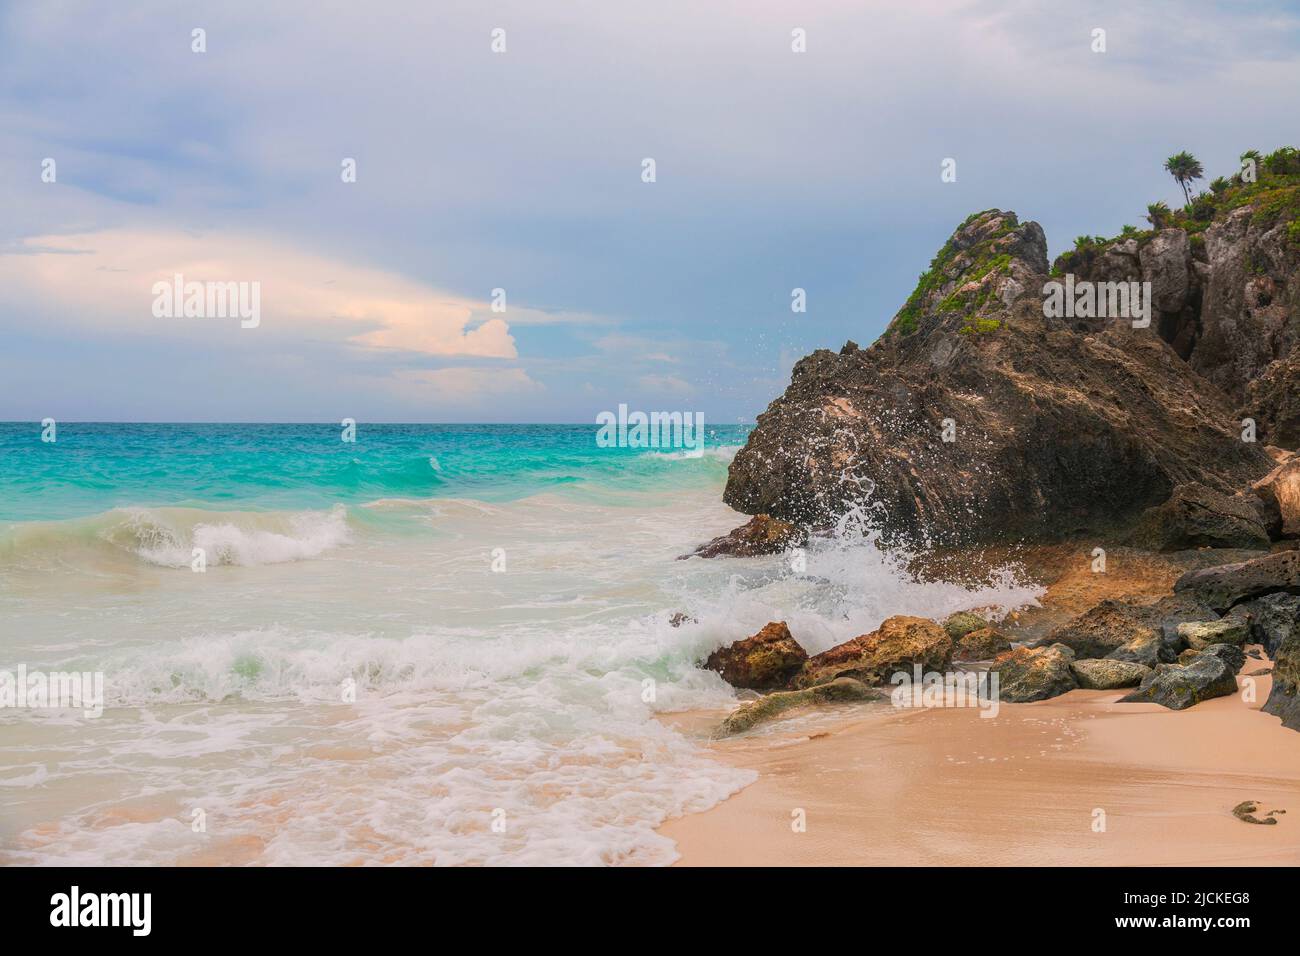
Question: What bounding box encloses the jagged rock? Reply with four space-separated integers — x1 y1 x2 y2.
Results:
1247 350 1300 450
1127 481 1270 551
953 626 1012 661
718 678 881 735
1252 459 1300 538
943 611 988 640
1041 600 1161 659
795 615 952 688
1177 619 1249 650
1039 595 1210 664
1262 613 1300 731
1197 643 1248 673
992 643 1078 702
723 210 1273 545
1140 228 1193 315
1195 205 1300 404
1233 592 1300 656
681 514 802 559
705 621 808 689
1173 550 1300 612
1070 658 1151 689
1119 655 1240 710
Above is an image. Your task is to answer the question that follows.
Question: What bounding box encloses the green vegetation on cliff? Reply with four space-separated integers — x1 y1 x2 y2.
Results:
891 211 1017 336
1056 146 1300 274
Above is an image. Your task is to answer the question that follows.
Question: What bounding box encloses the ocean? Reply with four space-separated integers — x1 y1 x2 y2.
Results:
0 423 1041 865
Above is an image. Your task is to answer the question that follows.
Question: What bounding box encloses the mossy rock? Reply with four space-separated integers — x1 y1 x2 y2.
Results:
717 678 881 736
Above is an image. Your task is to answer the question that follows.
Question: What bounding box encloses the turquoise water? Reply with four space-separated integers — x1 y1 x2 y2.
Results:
0 422 752 521
0 420 1042 865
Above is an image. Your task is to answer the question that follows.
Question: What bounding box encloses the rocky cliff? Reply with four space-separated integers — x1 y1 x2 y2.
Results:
725 152 1300 547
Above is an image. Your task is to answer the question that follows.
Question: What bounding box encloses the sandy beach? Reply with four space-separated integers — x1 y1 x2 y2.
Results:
660 547 1300 867
660 670 1300 866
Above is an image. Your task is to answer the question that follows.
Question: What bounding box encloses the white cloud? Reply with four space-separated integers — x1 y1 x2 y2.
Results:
392 367 544 403
1 229 519 359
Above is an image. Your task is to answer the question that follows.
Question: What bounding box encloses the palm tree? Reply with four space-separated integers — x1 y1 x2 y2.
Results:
1146 201 1170 228
1164 151 1204 205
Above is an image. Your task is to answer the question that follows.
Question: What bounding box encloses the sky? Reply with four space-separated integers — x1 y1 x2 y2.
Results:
1 0 1298 423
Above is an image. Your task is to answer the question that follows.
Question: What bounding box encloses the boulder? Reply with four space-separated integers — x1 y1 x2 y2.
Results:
704 621 808 690
795 615 952 688
1252 459 1300 538
1040 595 1210 664
718 678 881 736
1197 643 1247 674
1262 614 1300 731
722 210 1275 546
953 626 1012 661
1173 550 1300 612
681 514 802 559
1233 592 1300 656
1070 658 1152 689
943 611 988 640
1039 600 1161 660
1127 482 1270 551
992 643 1078 702
1176 619 1249 650
1119 655 1240 710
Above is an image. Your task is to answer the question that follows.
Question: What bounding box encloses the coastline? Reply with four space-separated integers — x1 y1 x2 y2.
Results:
660 545 1300 866
659 669 1300 866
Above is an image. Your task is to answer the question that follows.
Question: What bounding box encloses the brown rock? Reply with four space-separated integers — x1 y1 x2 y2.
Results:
1173 550 1300 613
1070 658 1151 689
992 643 1079 702
953 626 1012 661
796 615 952 688
1128 481 1270 551
681 514 802 559
704 621 808 689
1252 458 1300 538
722 210 1274 546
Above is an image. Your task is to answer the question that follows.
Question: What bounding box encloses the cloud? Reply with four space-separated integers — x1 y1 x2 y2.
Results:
638 374 694 395
392 367 544 403
1 229 519 358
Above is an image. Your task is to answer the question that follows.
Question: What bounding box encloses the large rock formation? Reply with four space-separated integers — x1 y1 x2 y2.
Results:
1058 174 1300 422
724 209 1276 546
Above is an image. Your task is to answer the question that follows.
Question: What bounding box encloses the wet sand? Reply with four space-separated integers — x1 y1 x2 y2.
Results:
659 665 1300 866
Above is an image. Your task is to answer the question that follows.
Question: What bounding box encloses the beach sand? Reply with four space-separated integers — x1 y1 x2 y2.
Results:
659 671 1300 865
660 546 1300 866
